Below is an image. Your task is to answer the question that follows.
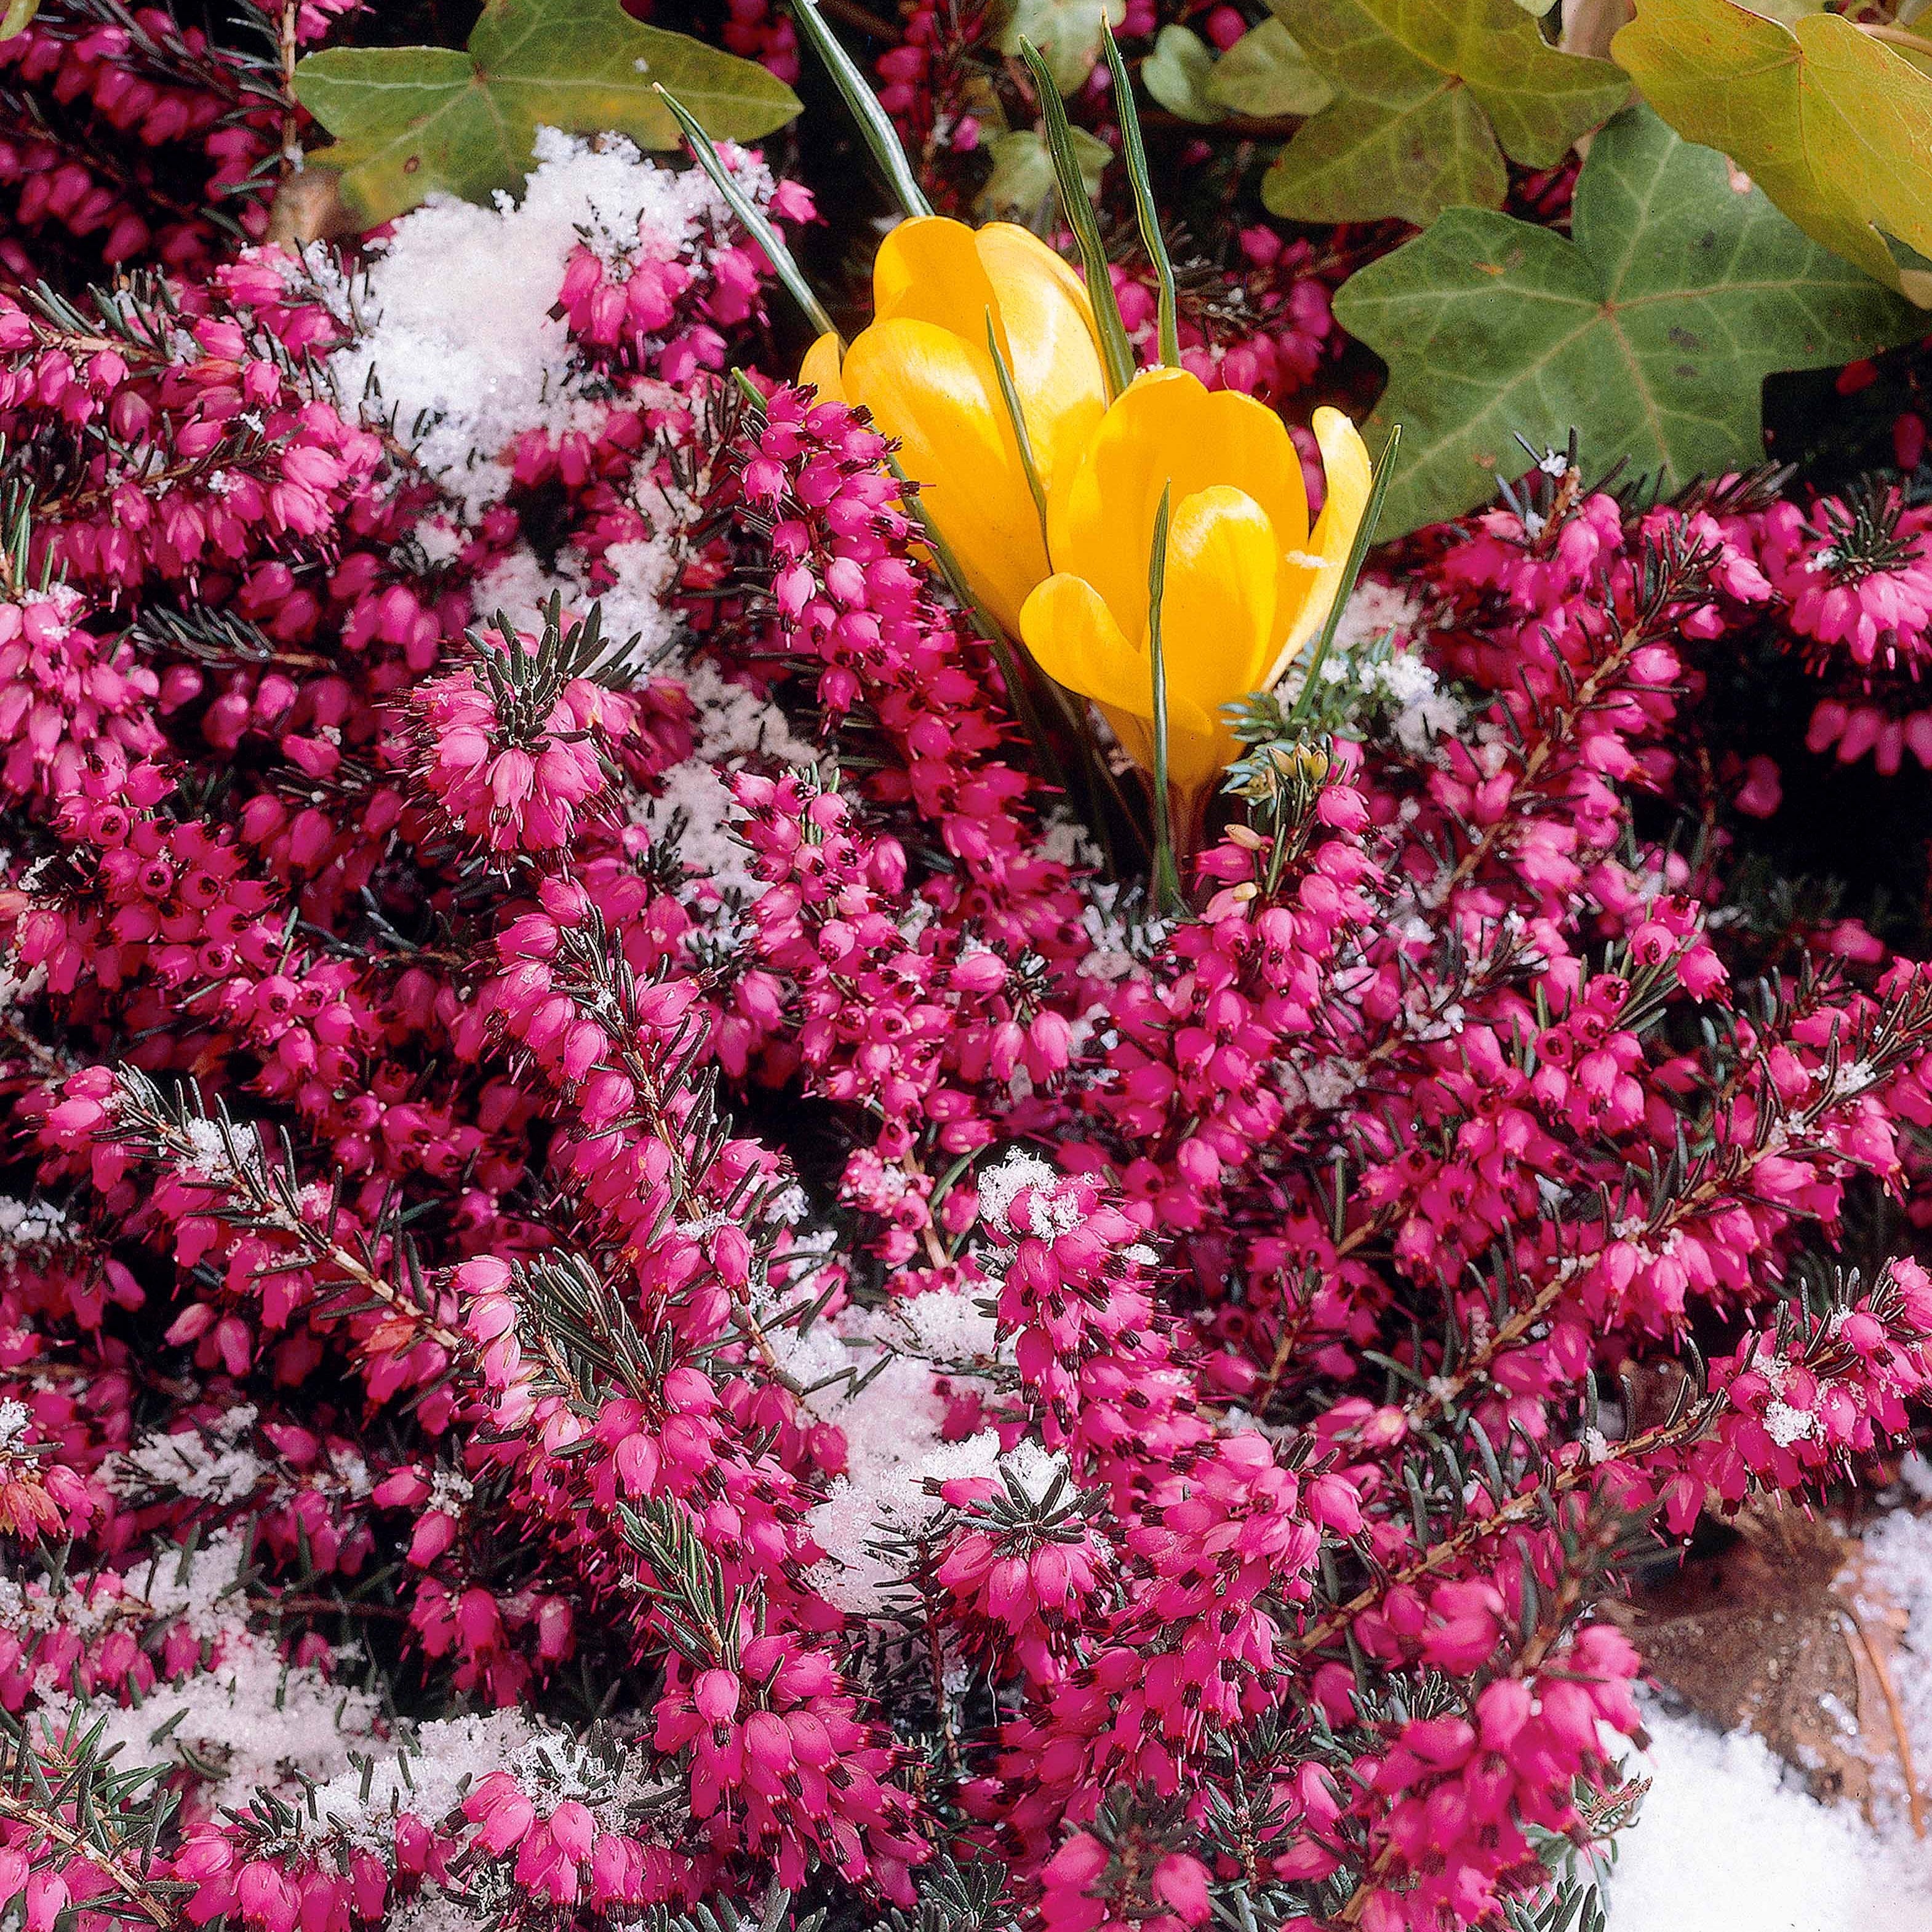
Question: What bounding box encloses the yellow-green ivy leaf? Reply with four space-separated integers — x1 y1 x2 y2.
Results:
1613 0 1932 299
995 0 1125 93
1207 19 1335 117
1331 105 1924 535
292 0 800 226
1141 24 1226 122
1261 0 1630 223
977 126 1111 219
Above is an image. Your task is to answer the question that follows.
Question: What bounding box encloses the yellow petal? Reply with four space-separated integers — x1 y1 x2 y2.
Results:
1047 368 1309 641
1020 573 1223 792
872 217 1004 343
842 316 1047 637
1160 485 1280 721
973 224 1106 496
799 332 845 401
1261 407 1375 692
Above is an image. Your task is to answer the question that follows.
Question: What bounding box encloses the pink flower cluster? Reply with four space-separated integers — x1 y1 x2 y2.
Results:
0 17 1931 1932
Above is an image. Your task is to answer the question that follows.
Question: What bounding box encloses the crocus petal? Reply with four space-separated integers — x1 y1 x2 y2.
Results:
1048 368 1309 642
1263 407 1375 690
1020 573 1223 793
972 223 1106 496
872 217 1005 340
842 317 1048 635
1162 484 1280 720
799 332 845 402
874 220 1104 503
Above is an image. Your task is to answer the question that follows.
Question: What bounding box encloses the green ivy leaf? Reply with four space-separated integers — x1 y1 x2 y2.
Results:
292 0 800 225
995 0 1126 93
1141 25 1225 122
976 126 1111 219
1207 19 1335 117
1612 0 1932 301
1259 0 1629 223
1331 104 1924 535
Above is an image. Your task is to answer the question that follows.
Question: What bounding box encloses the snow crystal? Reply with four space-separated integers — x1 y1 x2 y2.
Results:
0 951 46 1015
893 1282 1000 1366
1608 1698 1932 1931
1762 1399 1819 1448
111 1408 265 1504
805 1423 1002 1615
636 658 819 901
1331 579 1423 655
976 1150 1060 1233
303 1710 541 1845
1613 1510 1932 1930
0 1195 66 1251
331 129 740 522
996 1438 1071 1509
39 1531 381 1804
1851 1510 1932 1832
176 1114 262 1185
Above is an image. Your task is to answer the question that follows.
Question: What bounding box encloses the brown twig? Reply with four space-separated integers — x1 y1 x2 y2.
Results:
1862 21 1932 58
0 1784 175 1930
1140 107 1304 141
1291 1399 1716 1656
818 0 901 38
1837 1603 1928 1840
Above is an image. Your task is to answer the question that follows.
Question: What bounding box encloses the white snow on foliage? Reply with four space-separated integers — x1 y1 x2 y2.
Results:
1610 1509 1932 1930
332 129 818 900
35 1531 384 1803
332 127 759 522
1607 1701 1932 1931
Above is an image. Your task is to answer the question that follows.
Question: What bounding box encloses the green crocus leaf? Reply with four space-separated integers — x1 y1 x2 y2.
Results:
0 1 38 40
1331 104 1925 536
1612 0 1932 301
1207 19 1335 118
292 0 800 226
1260 0 1629 224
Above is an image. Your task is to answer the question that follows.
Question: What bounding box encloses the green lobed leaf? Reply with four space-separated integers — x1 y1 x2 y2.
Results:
1260 0 1630 224
292 0 800 226
996 0 1126 92
976 126 1111 220
1331 104 1926 536
1207 18 1335 117
1612 0 1932 301
1141 24 1225 122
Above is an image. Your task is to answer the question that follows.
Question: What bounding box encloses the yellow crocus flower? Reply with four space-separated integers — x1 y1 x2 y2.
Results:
800 216 1108 638
1018 367 1373 813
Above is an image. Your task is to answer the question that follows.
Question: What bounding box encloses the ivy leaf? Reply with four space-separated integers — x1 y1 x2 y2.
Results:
292 0 800 226
977 126 1111 218
1208 20 1335 117
1612 0 1932 301
1260 0 1629 223
1331 105 1924 536
995 0 1125 93
1141 25 1224 122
